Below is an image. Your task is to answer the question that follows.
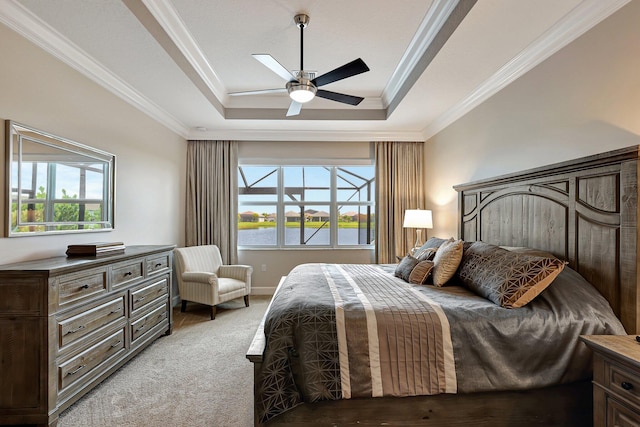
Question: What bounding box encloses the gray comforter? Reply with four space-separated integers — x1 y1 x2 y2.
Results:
255 263 626 423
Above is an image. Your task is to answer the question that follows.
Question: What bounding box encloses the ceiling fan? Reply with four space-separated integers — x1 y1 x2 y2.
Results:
229 13 370 117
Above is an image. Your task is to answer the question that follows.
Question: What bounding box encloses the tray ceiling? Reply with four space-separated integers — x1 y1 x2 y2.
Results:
0 0 630 141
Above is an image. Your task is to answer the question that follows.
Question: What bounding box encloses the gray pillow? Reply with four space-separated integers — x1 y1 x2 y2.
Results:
394 255 419 281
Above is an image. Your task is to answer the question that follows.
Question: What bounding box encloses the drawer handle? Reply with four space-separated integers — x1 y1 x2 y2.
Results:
67 365 86 376
155 263 162 268
79 284 90 290
109 307 123 314
124 271 133 277
621 381 634 391
110 340 122 349
135 296 145 303
66 325 85 334
136 325 146 333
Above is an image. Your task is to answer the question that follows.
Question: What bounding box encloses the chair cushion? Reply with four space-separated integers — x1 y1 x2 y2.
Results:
218 277 247 294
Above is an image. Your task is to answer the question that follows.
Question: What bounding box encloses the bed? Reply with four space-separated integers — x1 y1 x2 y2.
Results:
246 145 640 426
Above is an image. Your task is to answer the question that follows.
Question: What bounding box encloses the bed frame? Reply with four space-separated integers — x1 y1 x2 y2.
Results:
246 145 640 426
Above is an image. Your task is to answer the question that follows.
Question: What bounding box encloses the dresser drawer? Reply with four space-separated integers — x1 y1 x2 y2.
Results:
58 329 125 391
606 393 640 427
58 295 126 350
58 268 107 307
130 277 168 313
111 258 144 290
605 359 640 408
147 253 170 276
131 302 168 343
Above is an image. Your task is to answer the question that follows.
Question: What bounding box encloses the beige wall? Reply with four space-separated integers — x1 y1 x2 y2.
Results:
0 23 186 264
424 0 640 239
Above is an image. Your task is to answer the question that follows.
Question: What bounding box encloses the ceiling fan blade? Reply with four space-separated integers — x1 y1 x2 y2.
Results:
316 89 364 106
253 54 296 82
286 100 302 117
311 58 369 87
228 88 287 96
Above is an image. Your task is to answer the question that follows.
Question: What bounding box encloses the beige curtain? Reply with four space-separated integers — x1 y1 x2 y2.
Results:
375 141 426 264
185 140 238 264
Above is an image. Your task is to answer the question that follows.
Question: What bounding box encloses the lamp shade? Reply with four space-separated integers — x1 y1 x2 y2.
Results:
403 209 433 229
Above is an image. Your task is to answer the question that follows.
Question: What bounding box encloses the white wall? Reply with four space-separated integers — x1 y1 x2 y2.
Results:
0 23 186 264
424 0 640 239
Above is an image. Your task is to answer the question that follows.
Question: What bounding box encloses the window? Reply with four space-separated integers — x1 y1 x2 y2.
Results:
238 165 375 248
11 160 108 233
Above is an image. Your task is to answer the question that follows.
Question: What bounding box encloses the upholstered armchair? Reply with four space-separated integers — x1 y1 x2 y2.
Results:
174 245 252 320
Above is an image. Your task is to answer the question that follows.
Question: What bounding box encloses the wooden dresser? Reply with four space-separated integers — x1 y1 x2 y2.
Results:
581 335 640 427
0 244 175 427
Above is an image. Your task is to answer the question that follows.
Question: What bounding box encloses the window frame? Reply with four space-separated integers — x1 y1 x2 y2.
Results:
238 164 375 249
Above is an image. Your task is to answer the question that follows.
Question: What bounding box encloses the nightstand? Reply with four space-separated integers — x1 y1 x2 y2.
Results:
581 335 640 427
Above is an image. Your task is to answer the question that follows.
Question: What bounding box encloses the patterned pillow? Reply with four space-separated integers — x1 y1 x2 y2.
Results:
394 255 419 281
457 242 565 308
408 260 434 284
431 239 463 286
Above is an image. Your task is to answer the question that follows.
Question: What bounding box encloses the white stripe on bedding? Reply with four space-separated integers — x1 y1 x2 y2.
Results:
322 265 352 399
406 285 457 393
334 264 384 397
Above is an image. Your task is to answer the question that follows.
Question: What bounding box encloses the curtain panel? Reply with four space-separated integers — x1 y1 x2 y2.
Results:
374 141 426 264
185 140 238 264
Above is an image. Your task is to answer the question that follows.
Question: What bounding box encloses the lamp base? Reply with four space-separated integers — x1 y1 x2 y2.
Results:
409 229 424 256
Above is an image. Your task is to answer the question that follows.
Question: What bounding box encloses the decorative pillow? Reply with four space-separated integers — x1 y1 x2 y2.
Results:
414 246 437 261
408 260 434 284
394 255 419 281
431 239 464 286
457 241 565 308
415 237 450 254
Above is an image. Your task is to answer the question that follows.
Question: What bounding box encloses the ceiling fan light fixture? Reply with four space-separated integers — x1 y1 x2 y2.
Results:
287 80 317 103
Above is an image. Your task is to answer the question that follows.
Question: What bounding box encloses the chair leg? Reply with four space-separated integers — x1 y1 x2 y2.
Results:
181 300 187 312
244 294 250 307
210 305 217 320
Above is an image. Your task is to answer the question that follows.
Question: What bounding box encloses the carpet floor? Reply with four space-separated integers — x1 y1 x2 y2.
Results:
58 296 271 427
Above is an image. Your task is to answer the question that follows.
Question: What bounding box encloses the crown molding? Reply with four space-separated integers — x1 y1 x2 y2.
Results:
381 0 461 108
421 0 631 140
189 128 425 142
141 0 227 103
0 0 190 138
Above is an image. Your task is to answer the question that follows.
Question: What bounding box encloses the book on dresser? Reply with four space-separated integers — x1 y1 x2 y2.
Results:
66 241 126 256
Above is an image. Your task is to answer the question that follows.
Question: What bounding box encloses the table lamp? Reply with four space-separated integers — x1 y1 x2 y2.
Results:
403 209 433 255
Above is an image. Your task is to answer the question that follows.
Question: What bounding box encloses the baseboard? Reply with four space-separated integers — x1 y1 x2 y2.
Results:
251 286 276 296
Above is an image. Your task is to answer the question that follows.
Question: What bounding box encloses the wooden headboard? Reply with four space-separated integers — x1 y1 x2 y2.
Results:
454 146 640 334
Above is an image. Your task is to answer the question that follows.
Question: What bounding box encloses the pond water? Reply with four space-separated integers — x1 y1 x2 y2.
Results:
238 227 372 246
